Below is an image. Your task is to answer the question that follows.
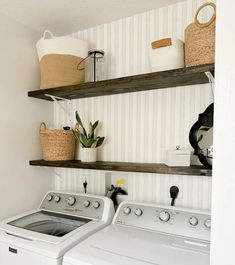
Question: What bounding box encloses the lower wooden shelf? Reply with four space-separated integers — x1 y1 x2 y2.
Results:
29 160 212 176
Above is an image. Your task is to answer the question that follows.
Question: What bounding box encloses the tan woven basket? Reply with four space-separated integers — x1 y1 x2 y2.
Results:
39 54 85 90
185 2 216 67
39 123 75 161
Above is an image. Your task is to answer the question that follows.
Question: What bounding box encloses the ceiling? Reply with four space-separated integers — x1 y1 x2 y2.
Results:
0 0 182 35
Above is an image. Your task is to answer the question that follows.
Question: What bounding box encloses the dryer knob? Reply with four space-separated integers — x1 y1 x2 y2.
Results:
93 201 100 209
204 219 211 229
123 207 131 215
54 196 61 203
159 211 170 222
135 208 143 217
67 196 76 206
46 195 53 202
189 216 199 226
84 200 91 207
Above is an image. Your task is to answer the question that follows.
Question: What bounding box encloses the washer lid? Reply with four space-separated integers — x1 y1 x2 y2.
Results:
8 210 91 237
64 225 210 265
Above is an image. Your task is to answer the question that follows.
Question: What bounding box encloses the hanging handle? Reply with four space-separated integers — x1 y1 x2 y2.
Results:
39 122 47 133
42 30 54 40
77 54 90 71
194 2 216 28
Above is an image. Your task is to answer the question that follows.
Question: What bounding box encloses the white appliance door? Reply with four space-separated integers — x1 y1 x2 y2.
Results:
0 240 61 265
64 225 210 265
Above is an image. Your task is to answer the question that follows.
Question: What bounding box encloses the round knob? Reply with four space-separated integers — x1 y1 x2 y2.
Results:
84 200 91 207
189 216 199 226
204 219 211 229
135 208 143 217
54 196 61 203
67 196 76 206
159 211 170 222
46 195 53 201
93 201 100 209
123 207 131 215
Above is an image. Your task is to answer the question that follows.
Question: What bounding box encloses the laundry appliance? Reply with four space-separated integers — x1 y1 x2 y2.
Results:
63 201 211 265
0 191 114 265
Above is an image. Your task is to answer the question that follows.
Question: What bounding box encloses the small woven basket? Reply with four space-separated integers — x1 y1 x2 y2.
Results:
185 2 216 67
39 122 75 161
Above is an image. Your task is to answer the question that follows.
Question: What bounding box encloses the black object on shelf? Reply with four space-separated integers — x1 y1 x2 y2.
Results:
189 103 214 169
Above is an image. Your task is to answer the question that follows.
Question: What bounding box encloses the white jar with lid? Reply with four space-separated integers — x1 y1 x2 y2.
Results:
166 146 191 167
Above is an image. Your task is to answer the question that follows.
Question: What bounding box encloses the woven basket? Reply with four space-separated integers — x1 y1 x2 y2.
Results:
185 2 216 67
39 123 75 161
36 30 89 90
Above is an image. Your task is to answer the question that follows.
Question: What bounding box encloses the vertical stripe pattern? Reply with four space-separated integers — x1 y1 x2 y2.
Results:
54 0 215 211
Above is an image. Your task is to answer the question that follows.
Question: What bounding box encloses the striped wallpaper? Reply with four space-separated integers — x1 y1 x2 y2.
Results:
54 0 215 211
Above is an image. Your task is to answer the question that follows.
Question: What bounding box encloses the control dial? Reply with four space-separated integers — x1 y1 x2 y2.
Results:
93 201 100 209
135 208 143 217
123 207 131 215
204 219 211 229
46 195 53 202
189 216 199 226
67 196 76 206
159 211 170 222
54 196 61 203
83 200 91 207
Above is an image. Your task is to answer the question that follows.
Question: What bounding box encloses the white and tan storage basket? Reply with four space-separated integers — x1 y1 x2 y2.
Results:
185 2 216 67
39 123 75 161
149 38 185 72
36 30 89 89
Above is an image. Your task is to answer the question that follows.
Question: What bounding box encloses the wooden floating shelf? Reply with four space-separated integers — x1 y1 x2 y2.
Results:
28 64 214 101
29 160 212 176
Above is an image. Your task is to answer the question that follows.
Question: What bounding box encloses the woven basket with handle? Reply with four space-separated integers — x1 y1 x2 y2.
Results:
185 2 216 67
39 122 75 161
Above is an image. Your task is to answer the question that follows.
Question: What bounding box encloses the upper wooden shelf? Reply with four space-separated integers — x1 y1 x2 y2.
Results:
29 160 212 176
28 64 214 101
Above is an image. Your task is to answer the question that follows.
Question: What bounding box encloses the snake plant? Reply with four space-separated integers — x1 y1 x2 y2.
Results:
73 111 105 148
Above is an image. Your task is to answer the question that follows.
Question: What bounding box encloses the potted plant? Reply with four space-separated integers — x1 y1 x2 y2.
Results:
73 111 105 162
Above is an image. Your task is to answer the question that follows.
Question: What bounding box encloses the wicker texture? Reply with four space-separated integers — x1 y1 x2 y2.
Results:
39 123 75 161
39 54 85 90
185 3 216 67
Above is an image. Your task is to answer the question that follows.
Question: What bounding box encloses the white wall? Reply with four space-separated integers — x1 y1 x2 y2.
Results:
54 0 214 211
0 13 54 220
211 0 235 264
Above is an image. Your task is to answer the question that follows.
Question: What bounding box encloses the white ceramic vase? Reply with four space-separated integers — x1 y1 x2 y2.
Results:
80 148 97 162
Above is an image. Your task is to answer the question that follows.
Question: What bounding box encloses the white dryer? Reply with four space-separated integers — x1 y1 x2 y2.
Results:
0 191 114 265
63 201 211 265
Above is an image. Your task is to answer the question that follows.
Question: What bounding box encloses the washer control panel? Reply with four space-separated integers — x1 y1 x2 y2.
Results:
40 192 104 219
114 202 211 241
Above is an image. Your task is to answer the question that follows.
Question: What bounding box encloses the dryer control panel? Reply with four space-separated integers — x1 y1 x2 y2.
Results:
114 202 211 241
40 192 105 220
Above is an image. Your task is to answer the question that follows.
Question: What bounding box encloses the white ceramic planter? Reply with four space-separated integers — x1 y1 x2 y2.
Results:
80 148 97 162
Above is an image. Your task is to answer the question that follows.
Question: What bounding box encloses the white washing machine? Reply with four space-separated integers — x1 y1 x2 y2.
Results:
0 191 114 265
63 201 211 265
